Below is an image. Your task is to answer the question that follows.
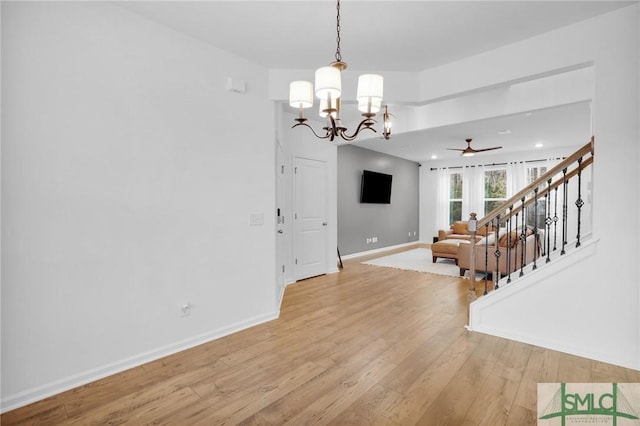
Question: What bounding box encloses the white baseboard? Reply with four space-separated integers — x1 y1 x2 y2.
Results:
1 311 280 413
340 242 419 260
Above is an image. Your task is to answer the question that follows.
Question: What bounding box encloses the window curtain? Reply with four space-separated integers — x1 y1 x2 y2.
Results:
435 158 563 229
435 168 449 230
507 161 527 198
541 158 561 180
467 166 485 219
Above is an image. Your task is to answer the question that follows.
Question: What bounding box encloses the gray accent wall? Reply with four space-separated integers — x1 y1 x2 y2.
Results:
338 145 420 255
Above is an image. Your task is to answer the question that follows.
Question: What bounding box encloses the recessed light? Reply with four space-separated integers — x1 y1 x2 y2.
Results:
431 154 437 160
497 129 511 135
535 142 544 148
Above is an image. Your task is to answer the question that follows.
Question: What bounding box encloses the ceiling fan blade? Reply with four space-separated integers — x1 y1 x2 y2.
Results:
473 146 502 152
448 139 502 155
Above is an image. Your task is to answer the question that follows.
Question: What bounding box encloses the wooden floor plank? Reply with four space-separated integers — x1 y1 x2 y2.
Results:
325 384 404 426
504 403 537 425
281 356 399 425
465 375 514 426
374 331 481 425
460 338 531 425
415 331 509 425
2 244 638 426
0 400 68 426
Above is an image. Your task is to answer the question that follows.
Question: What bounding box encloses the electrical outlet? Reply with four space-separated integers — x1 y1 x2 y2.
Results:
180 302 191 317
373 237 378 243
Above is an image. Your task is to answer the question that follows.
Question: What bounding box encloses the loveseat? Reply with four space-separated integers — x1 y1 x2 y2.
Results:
438 221 494 242
458 228 541 277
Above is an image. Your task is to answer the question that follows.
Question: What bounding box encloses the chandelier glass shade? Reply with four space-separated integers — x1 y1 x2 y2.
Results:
357 74 383 104
288 0 392 142
289 81 313 109
315 66 342 100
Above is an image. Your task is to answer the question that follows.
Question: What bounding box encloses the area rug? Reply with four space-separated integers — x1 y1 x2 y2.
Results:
362 248 462 278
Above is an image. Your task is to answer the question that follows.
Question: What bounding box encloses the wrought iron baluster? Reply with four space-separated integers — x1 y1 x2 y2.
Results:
493 215 501 290
533 187 539 270
561 167 568 255
513 211 519 281
520 196 526 277
545 178 552 263
506 206 514 284
483 223 489 295
553 186 559 252
575 157 584 248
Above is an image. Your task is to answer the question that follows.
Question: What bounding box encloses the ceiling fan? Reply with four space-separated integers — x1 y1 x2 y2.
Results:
448 138 502 157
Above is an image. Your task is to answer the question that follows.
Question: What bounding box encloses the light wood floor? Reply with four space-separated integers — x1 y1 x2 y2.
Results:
3 244 639 425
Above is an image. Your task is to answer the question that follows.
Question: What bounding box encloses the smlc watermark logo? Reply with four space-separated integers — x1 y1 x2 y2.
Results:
538 383 640 425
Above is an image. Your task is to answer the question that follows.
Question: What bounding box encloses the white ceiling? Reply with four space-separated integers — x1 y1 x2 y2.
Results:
356 101 593 163
117 1 633 72
117 1 633 162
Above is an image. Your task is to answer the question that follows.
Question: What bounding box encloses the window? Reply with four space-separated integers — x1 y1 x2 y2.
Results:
526 166 548 228
484 169 507 215
449 173 463 225
527 166 547 183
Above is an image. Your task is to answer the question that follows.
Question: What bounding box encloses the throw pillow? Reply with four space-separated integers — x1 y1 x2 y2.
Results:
498 230 520 248
477 222 493 236
452 221 468 235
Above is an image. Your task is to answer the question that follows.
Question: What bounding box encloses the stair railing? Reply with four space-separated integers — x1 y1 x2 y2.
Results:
467 137 594 298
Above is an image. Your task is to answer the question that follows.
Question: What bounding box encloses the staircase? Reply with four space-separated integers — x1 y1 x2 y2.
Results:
466 137 595 311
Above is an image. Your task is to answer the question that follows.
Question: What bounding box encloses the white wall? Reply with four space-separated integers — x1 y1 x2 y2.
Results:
460 5 639 369
1 2 277 410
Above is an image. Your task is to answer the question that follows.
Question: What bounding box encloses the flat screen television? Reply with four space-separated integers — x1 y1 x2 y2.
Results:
360 170 392 204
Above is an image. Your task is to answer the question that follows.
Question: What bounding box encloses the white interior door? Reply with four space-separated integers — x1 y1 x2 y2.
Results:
294 157 327 280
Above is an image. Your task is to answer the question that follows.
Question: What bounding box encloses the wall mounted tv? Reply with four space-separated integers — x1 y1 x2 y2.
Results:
360 170 392 204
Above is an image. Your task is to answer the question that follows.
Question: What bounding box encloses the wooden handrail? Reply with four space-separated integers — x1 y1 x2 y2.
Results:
477 136 594 229
492 156 593 222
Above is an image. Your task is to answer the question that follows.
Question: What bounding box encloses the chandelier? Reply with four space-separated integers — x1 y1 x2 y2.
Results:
288 0 392 142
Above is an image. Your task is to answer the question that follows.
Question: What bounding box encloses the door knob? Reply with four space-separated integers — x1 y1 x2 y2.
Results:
322 222 327 226
277 229 284 234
